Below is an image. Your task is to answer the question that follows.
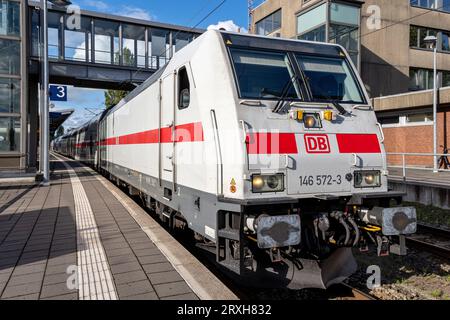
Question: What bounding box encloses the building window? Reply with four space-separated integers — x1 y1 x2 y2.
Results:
0 78 20 113
255 9 282 36
0 116 20 152
328 3 360 67
298 25 326 42
174 32 193 53
443 71 450 87
150 28 171 69
409 68 450 90
297 2 360 68
379 112 434 128
48 11 62 59
122 23 146 67
442 31 450 51
94 19 120 65
0 0 20 37
379 116 400 125
409 68 434 90
410 0 450 13
406 112 434 123
409 25 450 51
297 3 326 36
0 38 20 75
64 17 92 62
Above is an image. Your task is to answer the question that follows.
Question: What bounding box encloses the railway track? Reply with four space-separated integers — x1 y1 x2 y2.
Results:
406 223 450 261
324 283 376 300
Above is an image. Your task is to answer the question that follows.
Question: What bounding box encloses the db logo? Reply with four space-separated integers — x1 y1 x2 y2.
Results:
304 135 330 154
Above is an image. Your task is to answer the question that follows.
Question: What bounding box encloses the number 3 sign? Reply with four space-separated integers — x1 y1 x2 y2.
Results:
49 85 68 102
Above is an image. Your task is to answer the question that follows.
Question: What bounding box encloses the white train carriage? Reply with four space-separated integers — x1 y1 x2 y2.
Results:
60 30 417 289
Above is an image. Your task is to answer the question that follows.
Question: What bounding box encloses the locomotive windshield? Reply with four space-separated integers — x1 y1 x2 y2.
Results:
230 48 302 100
296 55 364 104
229 47 365 104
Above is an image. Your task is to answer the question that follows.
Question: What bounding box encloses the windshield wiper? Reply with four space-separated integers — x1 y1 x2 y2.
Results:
330 100 347 115
273 74 299 114
317 94 348 115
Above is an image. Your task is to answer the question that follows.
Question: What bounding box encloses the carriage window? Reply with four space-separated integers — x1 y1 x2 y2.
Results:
296 55 365 104
178 67 190 109
230 48 301 100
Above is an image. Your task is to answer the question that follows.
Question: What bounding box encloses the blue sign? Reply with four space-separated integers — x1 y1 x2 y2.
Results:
49 85 68 102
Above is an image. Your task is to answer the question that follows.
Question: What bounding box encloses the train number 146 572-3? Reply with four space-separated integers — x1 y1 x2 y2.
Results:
299 175 342 186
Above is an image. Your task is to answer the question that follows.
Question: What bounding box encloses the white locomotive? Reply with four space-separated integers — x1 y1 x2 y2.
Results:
53 30 417 289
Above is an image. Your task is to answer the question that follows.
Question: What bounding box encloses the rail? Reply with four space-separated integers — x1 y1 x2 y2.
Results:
386 152 450 180
406 224 450 261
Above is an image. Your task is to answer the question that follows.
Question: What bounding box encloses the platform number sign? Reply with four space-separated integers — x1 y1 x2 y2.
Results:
49 85 67 102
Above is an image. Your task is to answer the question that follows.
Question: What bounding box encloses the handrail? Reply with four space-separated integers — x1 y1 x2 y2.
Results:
385 152 450 179
210 110 224 196
387 152 448 157
376 122 384 143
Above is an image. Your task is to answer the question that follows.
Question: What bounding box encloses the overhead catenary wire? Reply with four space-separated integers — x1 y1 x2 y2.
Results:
117 0 228 90
329 3 448 44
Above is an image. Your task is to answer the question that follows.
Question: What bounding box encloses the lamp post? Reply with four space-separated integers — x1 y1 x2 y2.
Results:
40 0 71 185
424 35 438 173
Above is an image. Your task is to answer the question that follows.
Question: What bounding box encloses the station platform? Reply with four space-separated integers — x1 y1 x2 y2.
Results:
388 167 450 188
0 154 237 300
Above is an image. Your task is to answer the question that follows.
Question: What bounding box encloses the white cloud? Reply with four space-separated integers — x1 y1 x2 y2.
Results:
82 0 109 11
207 20 248 33
119 6 153 21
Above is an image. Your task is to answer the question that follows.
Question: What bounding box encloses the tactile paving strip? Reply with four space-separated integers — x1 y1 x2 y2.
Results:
59 158 118 300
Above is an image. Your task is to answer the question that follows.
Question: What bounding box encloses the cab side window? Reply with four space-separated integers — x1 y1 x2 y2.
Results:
178 67 190 110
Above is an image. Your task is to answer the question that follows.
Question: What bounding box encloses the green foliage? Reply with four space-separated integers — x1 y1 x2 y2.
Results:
104 90 129 109
430 289 443 298
104 47 134 109
404 202 450 228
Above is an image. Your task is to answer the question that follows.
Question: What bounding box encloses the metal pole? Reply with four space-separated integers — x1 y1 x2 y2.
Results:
433 46 438 173
42 0 50 185
402 153 406 181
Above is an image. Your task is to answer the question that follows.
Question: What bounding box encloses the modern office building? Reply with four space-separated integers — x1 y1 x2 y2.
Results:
251 0 450 98
0 0 201 173
0 0 27 170
251 0 450 166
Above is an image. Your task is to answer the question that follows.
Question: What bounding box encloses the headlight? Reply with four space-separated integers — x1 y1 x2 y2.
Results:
252 174 284 193
354 170 381 188
303 113 322 129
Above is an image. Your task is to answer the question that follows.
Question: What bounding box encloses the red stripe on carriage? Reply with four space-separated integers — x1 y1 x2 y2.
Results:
336 134 381 153
101 122 204 145
246 133 298 154
98 137 117 146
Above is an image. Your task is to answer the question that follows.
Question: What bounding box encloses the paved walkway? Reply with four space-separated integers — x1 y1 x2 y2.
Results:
0 155 236 300
388 167 450 189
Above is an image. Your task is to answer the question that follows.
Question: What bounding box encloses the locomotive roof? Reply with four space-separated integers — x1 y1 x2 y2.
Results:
101 29 349 119
219 31 345 58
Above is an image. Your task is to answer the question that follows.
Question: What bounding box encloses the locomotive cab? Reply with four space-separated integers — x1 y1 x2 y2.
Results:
211 32 417 288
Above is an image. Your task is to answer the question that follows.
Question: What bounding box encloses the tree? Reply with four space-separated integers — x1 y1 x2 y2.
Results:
104 47 134 109
104 90 129 109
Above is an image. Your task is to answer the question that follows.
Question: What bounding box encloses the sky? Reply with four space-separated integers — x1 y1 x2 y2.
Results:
53 0 260 130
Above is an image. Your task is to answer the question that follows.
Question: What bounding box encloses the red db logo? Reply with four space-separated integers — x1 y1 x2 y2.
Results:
304 135 330 154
